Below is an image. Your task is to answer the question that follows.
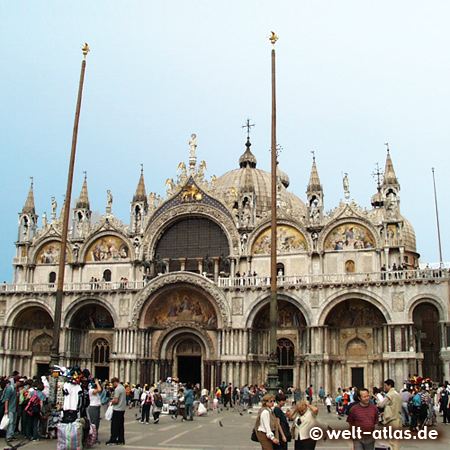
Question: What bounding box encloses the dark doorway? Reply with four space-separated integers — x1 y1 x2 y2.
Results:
36 363 49 378
351 368 364 389
178 356 201 385
413 303 441 380
95 366 110 382
278 369 293 391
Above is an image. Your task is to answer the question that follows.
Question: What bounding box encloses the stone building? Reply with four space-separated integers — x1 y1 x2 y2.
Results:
2 135 449 393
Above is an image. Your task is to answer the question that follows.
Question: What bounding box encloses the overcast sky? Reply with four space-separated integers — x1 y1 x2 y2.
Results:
1 1 449 281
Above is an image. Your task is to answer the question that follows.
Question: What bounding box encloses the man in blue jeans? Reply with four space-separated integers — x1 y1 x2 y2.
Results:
183 383 194 421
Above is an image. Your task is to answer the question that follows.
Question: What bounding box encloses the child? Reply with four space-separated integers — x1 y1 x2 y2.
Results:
325 394 332 413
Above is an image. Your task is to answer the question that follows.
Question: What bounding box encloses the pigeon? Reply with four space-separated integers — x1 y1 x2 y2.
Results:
239 412 243 416
219 421 223 427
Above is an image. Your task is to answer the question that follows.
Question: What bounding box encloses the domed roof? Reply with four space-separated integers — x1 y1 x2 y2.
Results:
401 215 417 253
215 141 306 218
277 166 290 188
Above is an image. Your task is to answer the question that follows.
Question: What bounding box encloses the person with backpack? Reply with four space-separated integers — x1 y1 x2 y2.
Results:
140 385 152 424
152 388 163 424
24 381 43 442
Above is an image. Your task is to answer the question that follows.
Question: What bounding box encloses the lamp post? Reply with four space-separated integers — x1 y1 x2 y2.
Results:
266 32 280 394
51 44 90 367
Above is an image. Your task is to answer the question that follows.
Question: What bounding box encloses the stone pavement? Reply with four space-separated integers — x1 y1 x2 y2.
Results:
10 403 450 450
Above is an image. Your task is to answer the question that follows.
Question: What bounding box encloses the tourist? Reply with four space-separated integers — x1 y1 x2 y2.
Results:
106 377 126 446
140 385 152 424
183 383 194 421
347 388 379 450
378 379 402 450
255 393 279 450
288 400 320 450
88 378 102 444
273 392 290 450
152 388 163 424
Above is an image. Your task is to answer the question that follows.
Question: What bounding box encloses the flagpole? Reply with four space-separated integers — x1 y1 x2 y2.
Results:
432 168 443 268
51 44 90 366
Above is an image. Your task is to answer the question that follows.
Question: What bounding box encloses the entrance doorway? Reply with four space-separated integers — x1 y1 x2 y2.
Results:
278 369 293 391
37 363 49 378
351 368 364 389
178 356 201 385
94 366 110 381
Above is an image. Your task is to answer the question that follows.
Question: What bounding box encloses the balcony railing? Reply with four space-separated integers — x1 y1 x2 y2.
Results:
0 269 447 293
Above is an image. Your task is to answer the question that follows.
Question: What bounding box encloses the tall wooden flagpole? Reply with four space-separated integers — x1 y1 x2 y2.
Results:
267 32 280 393
51 44 90 366
432 168 444 268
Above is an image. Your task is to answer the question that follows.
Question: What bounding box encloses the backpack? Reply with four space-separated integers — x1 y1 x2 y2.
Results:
412 394 422 407
154 394 163 408
25 392 41 417
144 393 153 405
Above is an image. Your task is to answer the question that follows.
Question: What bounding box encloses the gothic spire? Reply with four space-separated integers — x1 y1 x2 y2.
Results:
382 145 398 186
133 165 147 203
22 178 35 214
306 153 322 193
76 172 90 209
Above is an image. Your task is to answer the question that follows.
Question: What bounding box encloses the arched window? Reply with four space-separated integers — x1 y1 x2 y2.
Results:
277 263 285 276
49 272 57 283
103 269 111 282
277 338 294 366
93 338 110 364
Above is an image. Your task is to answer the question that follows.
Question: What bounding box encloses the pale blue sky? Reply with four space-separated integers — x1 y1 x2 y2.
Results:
1 1 449 281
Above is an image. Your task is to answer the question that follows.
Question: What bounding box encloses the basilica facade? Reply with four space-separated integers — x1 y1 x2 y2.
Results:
2 135 450 394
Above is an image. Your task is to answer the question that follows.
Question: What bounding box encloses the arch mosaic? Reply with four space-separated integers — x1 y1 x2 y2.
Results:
324 223 376 251
63 296 118 329
142 205 240 259
251 223 309 255
5 299 54 327
245 293 311 328
34 240 71 265
79 231 135 263
85 236 130 262
319 218 380 252
324 299 387 328
142 285 218 329
156 324 215 360
132 272 230 328
318 290 391 326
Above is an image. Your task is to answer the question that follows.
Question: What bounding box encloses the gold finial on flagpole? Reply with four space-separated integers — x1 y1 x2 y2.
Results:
269 31 278 47
82 43 90 59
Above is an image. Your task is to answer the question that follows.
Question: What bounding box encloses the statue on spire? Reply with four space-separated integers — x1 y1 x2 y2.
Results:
189 134 197 159
343 173 350 200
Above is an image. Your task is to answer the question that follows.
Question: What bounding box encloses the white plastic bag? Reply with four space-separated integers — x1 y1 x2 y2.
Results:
197 403 207 416
105 404 114 421
0 414 10 430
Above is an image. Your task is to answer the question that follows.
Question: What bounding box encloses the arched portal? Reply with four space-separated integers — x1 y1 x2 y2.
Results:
325 299 386 391
13 306 54 376
67 303 115 370
250 300 306 387
413 302 441 380
140 283 219 389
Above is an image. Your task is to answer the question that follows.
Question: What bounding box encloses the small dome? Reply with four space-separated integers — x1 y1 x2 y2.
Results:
371 191 384 208
277 166 290 188
401 215 416 253
239 137 257 168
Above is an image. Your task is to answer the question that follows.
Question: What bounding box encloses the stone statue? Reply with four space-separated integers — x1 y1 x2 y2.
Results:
42 212 48 228
189 134 197 158
106 190 113 214
343 173 350 200
52 197 57 214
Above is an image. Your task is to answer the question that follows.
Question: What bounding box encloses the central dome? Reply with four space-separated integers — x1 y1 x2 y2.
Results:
215 139 307 218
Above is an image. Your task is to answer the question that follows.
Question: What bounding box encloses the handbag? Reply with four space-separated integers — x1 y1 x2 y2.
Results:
105 404 114 421
250 428 258 442
0 414 9 431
